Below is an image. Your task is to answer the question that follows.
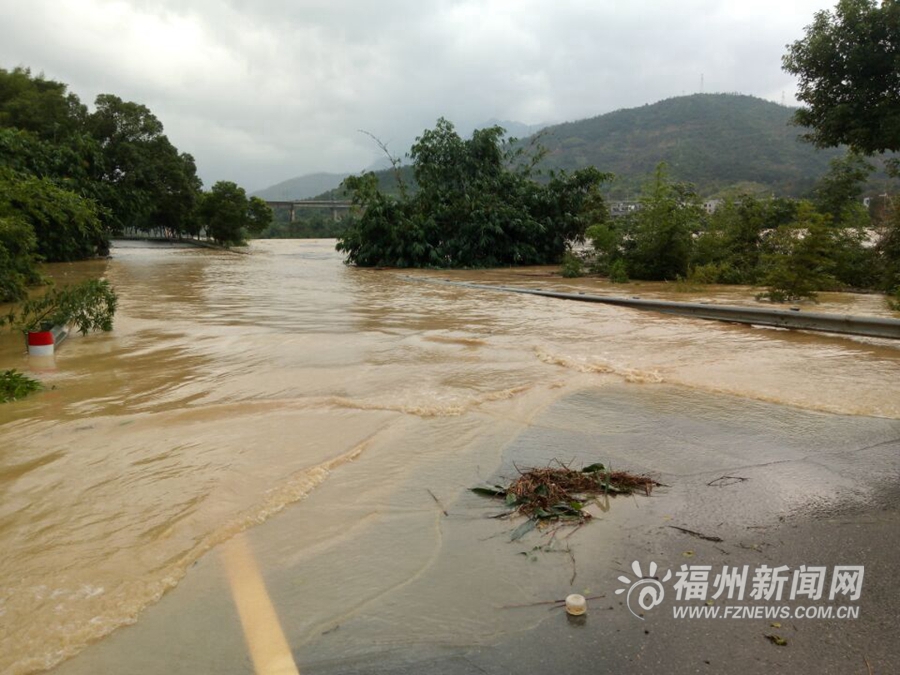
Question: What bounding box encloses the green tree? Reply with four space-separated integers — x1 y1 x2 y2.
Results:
337 118 610 268
0 127 102 192
246 197 274 236
585 221 622 274
0 215 42 302
759 202 837 302
0 67 87 141
0 168 105 262
621 163 703 280
783 0 900 159
808 152 878 288
152 150 204 237
879 203 900 301
691 195 801 284
87 94 202 234
198 181 271 245
813 152 875 223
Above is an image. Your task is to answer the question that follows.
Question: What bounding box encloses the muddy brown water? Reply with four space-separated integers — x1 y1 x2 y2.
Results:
1 239 899 674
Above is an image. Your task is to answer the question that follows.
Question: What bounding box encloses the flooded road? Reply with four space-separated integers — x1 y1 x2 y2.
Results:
1 239 899 674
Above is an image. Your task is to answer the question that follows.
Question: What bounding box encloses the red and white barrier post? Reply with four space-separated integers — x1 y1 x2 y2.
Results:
27 331 55 357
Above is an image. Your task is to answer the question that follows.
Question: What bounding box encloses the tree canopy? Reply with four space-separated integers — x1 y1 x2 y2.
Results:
619 163 704 281
198 181 273 246
0 66 261 301
336 118 611 268
783 0 900 156
0 168 104 262
582 157 895 303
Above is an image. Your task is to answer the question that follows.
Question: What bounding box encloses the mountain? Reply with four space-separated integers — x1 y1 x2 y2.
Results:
251 172 347 201
306 94 868 202
473 118 549 140
535 93 844 198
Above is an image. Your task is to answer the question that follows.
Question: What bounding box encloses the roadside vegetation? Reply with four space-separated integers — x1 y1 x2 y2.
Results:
0 67 272 303
2 279 118 335
0 279 119 404
336 118 611 268
0 369 41 403
582 153 899 304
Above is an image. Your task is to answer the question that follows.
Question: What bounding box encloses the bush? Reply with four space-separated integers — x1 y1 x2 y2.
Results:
586 221 621 273
686 263 721 284
608 259 629 283
560 252 585 278
682 261 742 285
888 288 900 312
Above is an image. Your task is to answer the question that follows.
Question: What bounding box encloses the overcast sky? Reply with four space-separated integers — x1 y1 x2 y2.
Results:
0 0 831 192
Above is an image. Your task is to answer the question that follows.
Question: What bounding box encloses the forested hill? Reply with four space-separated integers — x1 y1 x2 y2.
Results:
535 93 843 197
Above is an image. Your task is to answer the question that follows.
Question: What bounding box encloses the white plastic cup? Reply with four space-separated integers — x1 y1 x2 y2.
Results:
565 594 587 616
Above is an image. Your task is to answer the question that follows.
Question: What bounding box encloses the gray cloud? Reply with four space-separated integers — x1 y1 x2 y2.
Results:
0 0 826 191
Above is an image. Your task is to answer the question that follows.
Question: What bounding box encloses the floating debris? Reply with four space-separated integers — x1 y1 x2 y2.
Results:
472 462 660 528
668 525 724 543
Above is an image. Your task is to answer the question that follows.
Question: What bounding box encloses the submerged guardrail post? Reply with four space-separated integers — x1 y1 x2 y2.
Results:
26 324 69 357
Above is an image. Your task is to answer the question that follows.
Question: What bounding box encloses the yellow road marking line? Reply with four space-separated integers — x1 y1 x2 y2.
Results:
222 533 300 675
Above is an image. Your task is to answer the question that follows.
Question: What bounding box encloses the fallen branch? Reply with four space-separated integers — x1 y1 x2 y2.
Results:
566 544 577 585
500 594 606 610
668 525 724 543
426 489 449 516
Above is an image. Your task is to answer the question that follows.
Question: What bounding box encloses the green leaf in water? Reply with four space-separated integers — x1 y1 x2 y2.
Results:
510 519 537 541
471 486 505 498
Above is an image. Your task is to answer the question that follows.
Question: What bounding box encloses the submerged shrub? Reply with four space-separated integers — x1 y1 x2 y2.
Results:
608 259 629 283
560 252 585 278
0 369 41 403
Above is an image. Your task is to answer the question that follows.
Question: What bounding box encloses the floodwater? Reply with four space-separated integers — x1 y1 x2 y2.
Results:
1 239 899 675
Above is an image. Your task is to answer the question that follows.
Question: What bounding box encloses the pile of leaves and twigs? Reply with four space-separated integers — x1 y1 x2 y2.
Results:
472 462 659 538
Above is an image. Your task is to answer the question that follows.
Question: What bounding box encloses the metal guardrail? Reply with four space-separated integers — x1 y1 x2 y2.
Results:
410 278 900 340
51 324 69 348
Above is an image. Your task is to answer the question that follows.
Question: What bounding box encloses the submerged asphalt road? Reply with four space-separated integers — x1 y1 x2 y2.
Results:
304 385 900 675
50 384 900 675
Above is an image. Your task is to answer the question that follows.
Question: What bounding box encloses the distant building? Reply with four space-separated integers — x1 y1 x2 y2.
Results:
609 201 642 217
703 199 723 214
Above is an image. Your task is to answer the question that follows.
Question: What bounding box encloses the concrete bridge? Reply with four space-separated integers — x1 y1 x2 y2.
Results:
265 200 354 222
